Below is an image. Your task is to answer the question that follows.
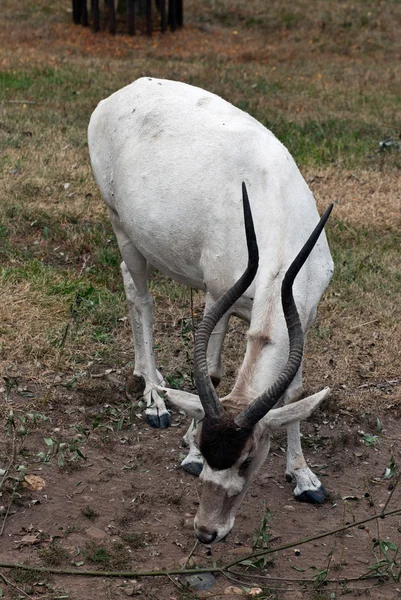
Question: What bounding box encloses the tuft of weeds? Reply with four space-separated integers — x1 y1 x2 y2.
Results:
366 539 401 582
82 505 99 521
38 544 70 567
360 433 379 447
37 434 87 468
85 540 131 570
64 523 82 536
10 566 51 590
120 532 147 549
252 507 273 551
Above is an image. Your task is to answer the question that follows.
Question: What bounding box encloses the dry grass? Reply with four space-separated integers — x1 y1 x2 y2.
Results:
307 168 401 228
0 0 400 414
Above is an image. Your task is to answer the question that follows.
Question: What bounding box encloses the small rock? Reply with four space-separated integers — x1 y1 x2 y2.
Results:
86 527 108 540
184 572 216 591
283 505 295 511
183 518 194 530
121 586 135 597
224 586 243 595
248 589 263 597
120 580 141 596
179 556 197 568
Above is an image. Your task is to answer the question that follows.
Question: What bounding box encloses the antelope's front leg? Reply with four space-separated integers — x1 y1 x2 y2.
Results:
181 419 204 476
284 374 326 504
156 387 205 476
285 421 326 503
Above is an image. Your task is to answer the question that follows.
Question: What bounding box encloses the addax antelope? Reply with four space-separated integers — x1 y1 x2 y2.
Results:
88 78 334 543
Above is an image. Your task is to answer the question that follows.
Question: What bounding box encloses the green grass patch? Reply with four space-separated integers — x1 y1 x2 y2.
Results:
0 71 33 92
85 541 131 570
327 219 400 305
0 259 125 330
266 118 384 168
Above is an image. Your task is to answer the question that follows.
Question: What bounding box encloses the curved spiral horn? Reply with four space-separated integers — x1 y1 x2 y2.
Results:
193 182 259 420
234 203 333 429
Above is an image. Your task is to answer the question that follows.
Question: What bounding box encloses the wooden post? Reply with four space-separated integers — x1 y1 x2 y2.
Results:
146 0 152 36
169 0 177 32
81 0 89 26
160 0 167 33
72 0 82 24
108 0 116 34
177 0 183 27
91 0 100 32
128 0 135 35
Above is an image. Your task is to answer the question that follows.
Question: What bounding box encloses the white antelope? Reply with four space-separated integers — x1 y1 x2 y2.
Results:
88 78 334 544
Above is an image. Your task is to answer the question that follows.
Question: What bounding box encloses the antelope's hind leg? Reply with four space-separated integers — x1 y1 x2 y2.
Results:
120 261 170 428
284 368 326 504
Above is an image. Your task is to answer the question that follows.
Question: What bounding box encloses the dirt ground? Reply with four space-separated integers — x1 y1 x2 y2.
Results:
1 372 401 600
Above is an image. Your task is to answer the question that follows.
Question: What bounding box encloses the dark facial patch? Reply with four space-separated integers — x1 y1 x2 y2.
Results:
199 414 253 470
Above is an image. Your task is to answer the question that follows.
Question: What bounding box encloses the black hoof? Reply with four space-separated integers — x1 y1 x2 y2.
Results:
296 485 327 504
145 411 171 429
182 461 203 477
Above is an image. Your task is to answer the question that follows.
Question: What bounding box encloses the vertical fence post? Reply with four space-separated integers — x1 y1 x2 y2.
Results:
177 0 183 27
108 0 116 33
72 0 82 24
146 0 152 36
73 0 182 35
91 0 100 32
160 0 167 33
128 0 136 35
81 0 89 26
169 0 177 32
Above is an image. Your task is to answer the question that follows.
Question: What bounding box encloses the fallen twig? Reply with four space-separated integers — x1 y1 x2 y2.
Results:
0 506 400 580
223 506 401 572
181 539 199 570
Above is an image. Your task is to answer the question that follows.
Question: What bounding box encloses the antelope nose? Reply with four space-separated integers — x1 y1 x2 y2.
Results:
195 526 217 545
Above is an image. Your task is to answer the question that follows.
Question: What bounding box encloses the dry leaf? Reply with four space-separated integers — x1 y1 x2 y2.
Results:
223 587 243 595
23 475 46 491
18 534 40 546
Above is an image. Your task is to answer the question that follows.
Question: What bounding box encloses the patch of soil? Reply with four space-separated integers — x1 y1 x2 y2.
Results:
1 379 401 599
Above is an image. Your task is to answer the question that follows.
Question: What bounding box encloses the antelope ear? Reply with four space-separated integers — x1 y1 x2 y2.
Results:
156 386 205 420
263 388 330 430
